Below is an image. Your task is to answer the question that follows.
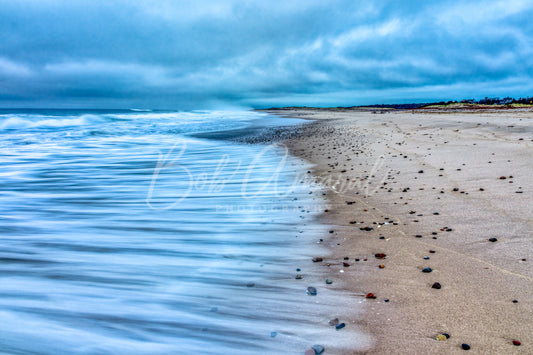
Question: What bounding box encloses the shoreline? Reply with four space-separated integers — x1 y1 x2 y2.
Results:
263 108 532 354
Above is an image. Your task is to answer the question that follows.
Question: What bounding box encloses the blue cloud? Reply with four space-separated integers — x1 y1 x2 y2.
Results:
0 0 532 108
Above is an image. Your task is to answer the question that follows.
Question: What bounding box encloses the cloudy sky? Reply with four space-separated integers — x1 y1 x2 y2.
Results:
1 0 532 109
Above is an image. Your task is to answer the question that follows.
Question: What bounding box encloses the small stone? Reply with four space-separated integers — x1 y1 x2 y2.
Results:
436 334 447 341
499 176 507 180
343 262 350 267
270 331 277 338
513 299 518 303
442 333 450 339
512 340 521 346
422 267 433 273
379 264 385 269
488 237 498 242
335 322 346 330
312 344 325 354
328 318 339 326
433 212 439 215
296 274 303 279
307 287 317 296
379 236 385 239
453 188 459 191
325 278 333 284
461 343 471 350
312 257 323 262
360 226 373 231
329 230 334 233
415 234 423 238
418 170 424 173
366 293 376 299
296 268 301 272
384 299 389 302
429 250 436 253
375 253 387 259
424 256 430 260
432 282 442 289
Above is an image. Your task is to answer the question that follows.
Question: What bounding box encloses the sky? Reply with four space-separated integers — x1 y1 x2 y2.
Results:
1 0 532 109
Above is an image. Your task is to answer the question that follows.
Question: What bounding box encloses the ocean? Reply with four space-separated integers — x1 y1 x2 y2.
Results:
0 109 361 354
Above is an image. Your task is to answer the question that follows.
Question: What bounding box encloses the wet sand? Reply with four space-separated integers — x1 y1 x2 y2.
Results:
263 108 533 354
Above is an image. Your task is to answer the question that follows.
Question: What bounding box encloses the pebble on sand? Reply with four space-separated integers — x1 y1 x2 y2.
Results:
488 237 498 242
432 282 442 289
375 253 387 259
312 257 323 262
366 293 377 299
335 322 346 330
461 343 471 350
307 287 317 296
325 278 333 284
422 267 433 273
512 340 521 346
312 344 325 354
329 318 339 326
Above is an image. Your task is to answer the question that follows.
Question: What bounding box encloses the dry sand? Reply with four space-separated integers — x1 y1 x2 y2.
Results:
265 108 533 354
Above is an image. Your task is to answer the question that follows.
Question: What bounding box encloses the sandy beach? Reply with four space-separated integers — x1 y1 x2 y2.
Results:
264 108 533 354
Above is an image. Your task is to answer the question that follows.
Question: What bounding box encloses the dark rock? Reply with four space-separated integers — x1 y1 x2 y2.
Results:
343 262 350 267
422 267 433 273
513 299 518 303
296 274 303 279
375 253 387 259
453 188 459 191
335 322 346 330
443 333 450 339
325 278 333 284
512 340 521 346
432 282 442 289
312 344 325 354
307 287 317 296
429 250 436 253
384 299 389 302
360 226 373 231
270 331 277 337
461 343 471 350
488 237 498 242
424 256 430 260
312 257 323 262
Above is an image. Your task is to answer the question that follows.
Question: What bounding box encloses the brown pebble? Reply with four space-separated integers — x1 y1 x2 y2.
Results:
379 264 385 269
328 318 339 326
512 340 521 346
375 253 387 259
343 262 350 267
312 257 323 262
366 293 376 299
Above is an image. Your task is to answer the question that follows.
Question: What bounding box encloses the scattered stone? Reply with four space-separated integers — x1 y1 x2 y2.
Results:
311 345 325 354
325 278 333 284
499 176 507 180
335 322 346 330
461 343 471 350
296 274 303 279
436 334 447 341
328 318 339 326
349 220 357 224
422 267 433 273
379 264 385 269
418 170 424 173
270 331 277 338
343 262 350 267
360 226 374 231
488 237 498 242
329 230 334 234
366 293 376 299
384 299 389 302
513 300 518 303
415 234 423 238
512 340 521 346
312 257 323 262
432 282 442 289
442 333 451 339
307 287 317 296
375 253 387 259
429 250 436 253
424 256 430 260
453 188 459 191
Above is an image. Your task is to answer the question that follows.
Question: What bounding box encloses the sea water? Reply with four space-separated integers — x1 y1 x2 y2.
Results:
0 109 366 354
